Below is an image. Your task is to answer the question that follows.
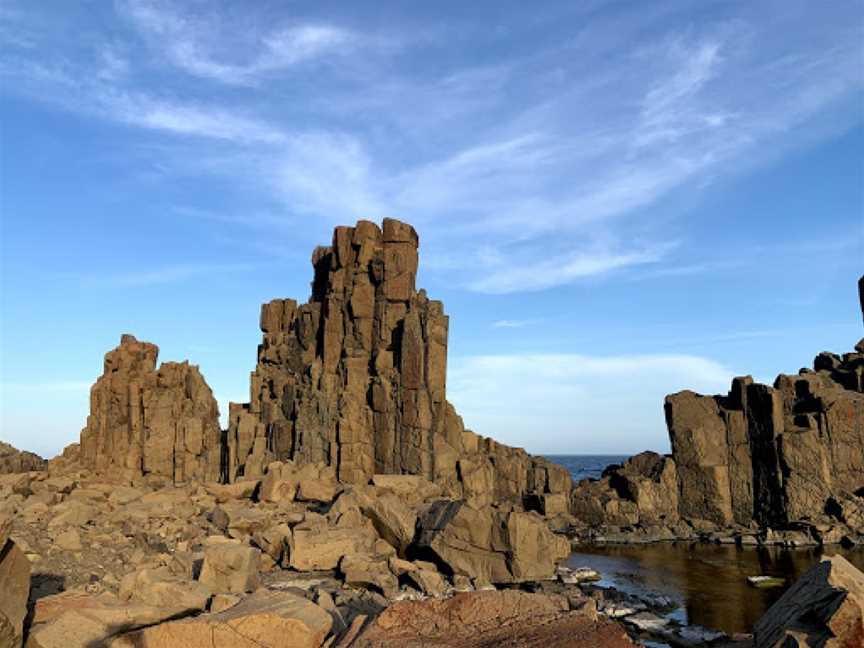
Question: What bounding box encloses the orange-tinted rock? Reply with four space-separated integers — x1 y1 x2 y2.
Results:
348 590 638 648
79 334 222 484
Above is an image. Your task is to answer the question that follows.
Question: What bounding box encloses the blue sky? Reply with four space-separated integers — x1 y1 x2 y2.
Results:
1 0 862 458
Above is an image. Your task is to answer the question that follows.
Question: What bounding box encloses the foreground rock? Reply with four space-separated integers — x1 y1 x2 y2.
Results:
0 516 30 648
113 589 333 648
754 554 864 648
0 442 46 475
348 589 638 648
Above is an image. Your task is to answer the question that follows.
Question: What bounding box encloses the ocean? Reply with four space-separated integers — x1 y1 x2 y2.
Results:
543 454 628 481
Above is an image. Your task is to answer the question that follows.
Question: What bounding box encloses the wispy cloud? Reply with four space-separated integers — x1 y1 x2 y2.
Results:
119 0 356 85
1 2 861 295
492 319 541 329
469 244 674 294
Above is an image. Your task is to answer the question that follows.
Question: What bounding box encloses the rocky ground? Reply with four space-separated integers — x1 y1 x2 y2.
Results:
0 459 717 648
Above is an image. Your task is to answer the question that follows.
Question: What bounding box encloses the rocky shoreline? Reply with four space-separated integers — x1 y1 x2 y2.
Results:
0 221 862 647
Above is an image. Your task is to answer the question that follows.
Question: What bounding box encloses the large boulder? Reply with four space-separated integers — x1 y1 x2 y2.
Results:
754 554 864 648
348 589 637 648
111 589 333 648
198 543 260 594
79 334 223 484
415 500 569 584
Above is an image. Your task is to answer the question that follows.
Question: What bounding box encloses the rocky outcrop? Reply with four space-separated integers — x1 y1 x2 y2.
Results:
79 334 223 484
0 442 46 475
754 554 864 648
571 277 864 542
225 218 571 510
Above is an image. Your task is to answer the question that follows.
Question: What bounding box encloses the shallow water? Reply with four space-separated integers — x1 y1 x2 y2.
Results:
568 542 864 635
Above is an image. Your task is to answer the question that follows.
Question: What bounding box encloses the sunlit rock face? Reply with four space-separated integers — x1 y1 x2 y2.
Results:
225 218 571 506
79 334 223 484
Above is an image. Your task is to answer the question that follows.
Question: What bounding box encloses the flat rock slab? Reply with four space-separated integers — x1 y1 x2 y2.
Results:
348 589 638 647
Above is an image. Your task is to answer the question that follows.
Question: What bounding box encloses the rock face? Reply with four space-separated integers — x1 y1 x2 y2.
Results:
79 334 223 483
754 554 864 648
225 218 571 508
0 442 46 475
571 277 864 540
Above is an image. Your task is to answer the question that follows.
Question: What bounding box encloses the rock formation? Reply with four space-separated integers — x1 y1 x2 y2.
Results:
754 554 864 648
79 334 222 484
572 276 864 542
0 442 46 475
225 218 571 507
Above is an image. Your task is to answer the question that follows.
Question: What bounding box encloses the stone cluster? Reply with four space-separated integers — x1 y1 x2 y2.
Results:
571 277 864 545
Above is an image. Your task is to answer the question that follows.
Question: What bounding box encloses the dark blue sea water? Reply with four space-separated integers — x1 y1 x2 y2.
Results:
544 454 628 481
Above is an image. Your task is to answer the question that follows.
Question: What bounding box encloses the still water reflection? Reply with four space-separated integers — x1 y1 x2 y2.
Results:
568 543 864 635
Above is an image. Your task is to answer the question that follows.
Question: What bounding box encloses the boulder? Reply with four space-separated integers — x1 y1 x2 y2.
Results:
339 554 398 597
754 554 864 648
111 589 333 648
119 567 211 612
26 591 198 648
348 589 637 648
289 522 378 571
198 544 260 593
414 500 567 584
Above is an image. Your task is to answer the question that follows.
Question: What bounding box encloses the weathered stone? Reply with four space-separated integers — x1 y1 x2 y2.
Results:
111 589 333 648
414 500 566 584
0 441 46 474
754 554 864 648
119 567 211 613
222 218 571 517
348 590 637 648
340 553 398 597
289 522 378 572
79 335 223 484
198 544 260 593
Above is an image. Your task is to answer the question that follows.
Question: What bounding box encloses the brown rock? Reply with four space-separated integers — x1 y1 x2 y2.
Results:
198 544 260 593
0 441 46 474
289 522 378 572
111 589 333 648
118 567 211 612
222 218 571 520
79 334 223 484
339 553 398 597
754 554 864 648
349 589 637 648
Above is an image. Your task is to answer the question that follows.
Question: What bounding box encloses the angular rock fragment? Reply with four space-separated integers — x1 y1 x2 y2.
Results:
754 554 864 648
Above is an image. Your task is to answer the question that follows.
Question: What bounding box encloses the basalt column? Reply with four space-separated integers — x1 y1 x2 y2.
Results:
227 219 449 484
